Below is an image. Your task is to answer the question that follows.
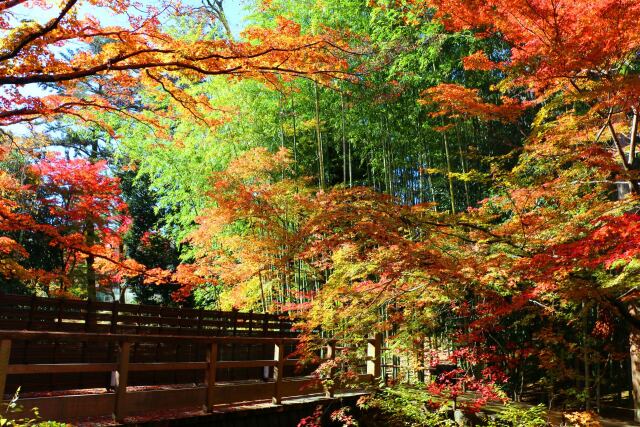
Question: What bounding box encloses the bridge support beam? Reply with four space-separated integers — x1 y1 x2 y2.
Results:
367 333 382 381
113 341 131 422
0 339 11 401
325 340 337 397
273 340 285 404
205 342 218 412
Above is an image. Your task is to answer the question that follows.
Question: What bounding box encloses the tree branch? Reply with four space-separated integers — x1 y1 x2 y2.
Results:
0 0 79 63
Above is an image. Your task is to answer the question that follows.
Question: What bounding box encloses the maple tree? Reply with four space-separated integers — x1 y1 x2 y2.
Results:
416 0 640 420
424 0 640 190
0 149 146 298
0 0 351 129
3 0 640 424
168 147 307 307
31 154 129 299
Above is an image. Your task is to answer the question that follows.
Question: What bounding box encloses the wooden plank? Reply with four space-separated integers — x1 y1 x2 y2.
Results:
0 339 11 399
113 341 130 422
10 377 326 422
216 360 278 369
14 391 115 421
7 363 116 374
0 321 29 330
115 315 196 327
0 294 32 304
26 311 86 321
128 362 207 372
0 330 301 345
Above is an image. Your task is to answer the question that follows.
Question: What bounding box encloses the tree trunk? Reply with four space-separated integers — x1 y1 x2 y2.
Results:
290 86 299 176
384 115 393 196
278 94 286 149
628 109 638 167
86 251 96 301
314 81 325 189
608 119 640 193
258 271 267 313
348 139 352 188
583 301 591 410
341 92 347 185
443 132 455 214
456 124 471 208
205 0 234 40
630 306 640 422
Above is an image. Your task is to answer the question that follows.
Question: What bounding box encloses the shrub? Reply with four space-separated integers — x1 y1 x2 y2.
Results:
487 404 548 427
1 388 68 427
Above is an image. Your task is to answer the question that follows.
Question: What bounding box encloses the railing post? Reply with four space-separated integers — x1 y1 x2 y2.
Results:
27 295 37 330
110 301 119 334
325 340 336 397
232 308 238 336
113 341 131 422
367 333 382 381
85 298 96 332
262 314 269 336
0 339 11 402
272 340 285 404
204 342 218 412
197 308 204 335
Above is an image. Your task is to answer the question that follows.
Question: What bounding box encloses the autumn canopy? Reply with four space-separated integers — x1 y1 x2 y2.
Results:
2 0 640 424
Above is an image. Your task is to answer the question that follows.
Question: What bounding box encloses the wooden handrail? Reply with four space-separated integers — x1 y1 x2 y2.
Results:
0 294 305 344
0 294 288 322
0 330 300 344
5 359 309 375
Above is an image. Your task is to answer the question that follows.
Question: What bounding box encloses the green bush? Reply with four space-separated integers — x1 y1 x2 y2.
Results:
1 388 68 427
356 386 550 427
357 386 456 426
487 404 548 427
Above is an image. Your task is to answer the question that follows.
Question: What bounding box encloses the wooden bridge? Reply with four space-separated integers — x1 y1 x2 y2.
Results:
0 295 380 425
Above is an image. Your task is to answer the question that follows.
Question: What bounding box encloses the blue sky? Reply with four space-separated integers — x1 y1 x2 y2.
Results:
224 0 252 36
13 0 251 35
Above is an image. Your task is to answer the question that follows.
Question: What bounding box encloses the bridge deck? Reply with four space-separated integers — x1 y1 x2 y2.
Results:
71 391 368 426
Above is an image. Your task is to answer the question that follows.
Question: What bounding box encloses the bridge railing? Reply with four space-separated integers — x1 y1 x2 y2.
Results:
0 294 303 392
0 293 295 337
0 330 382 423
